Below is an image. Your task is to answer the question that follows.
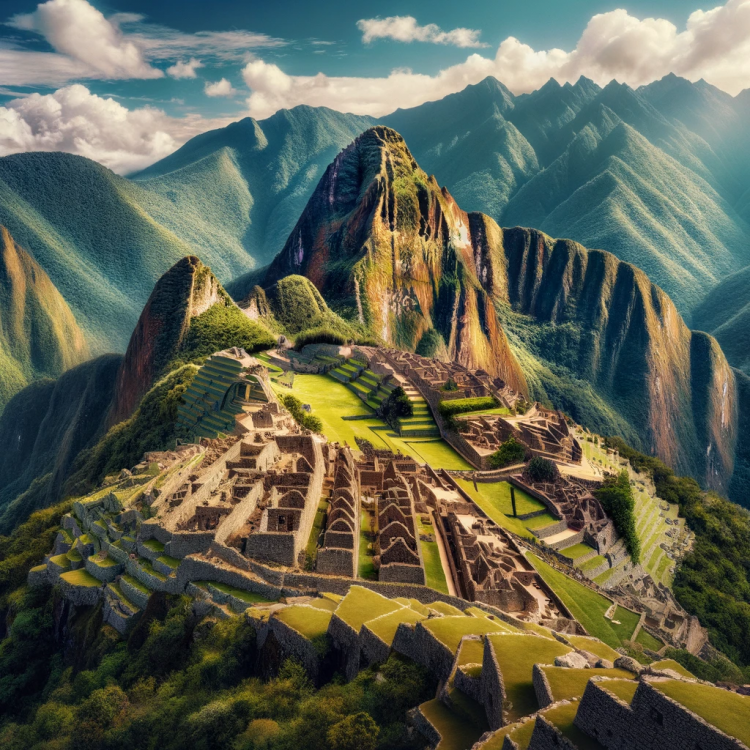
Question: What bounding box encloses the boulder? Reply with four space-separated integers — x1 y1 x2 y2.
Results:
555 652 590 669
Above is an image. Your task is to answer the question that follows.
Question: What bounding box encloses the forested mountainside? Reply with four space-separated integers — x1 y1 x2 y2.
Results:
0 74 746 365
0 226 88 411
260 126 738 496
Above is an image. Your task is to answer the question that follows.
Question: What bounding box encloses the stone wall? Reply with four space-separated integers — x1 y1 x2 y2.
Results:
317 548 356 577
532 664 555 709
480 634 506 730
528 713 580 750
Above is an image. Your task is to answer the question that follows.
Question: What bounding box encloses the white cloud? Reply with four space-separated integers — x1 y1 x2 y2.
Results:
204 78 237 97
0 84 232 174
166 57 203 79
357 16 486 48
244 0 750 119
8 0 162 79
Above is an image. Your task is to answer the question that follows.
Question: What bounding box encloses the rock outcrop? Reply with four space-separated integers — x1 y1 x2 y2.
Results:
265 126 528 393
0 226 88 409
109 256 230 424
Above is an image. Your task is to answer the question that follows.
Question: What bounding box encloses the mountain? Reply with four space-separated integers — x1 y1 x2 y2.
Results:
132 106 376 266
382 76 750 317
265 126 738 494
0 256 274 530
264 126 528 392
0 226 88 410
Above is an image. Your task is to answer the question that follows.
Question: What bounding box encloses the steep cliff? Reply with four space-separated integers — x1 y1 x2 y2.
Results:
110 256 273 424
499 228 737 491
0 226 88 410
265 126 527 392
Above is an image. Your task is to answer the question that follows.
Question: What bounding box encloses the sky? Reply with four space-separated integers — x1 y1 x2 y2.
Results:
1 0 750 173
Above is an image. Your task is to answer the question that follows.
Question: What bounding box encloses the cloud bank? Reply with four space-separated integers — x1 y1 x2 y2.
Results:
357 16 486 48
0 84 232 174
246 0 750 118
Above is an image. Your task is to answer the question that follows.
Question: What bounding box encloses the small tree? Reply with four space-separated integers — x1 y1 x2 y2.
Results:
378 386 413 430
488 437 527 469
327 712 379 750
525 456 558 483
442 378 458 392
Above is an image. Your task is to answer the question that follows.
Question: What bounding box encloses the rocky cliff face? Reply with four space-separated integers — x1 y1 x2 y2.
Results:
0 226 88 410
265 126 527 393
109 256 228 424
500 228 737 490
265 127 738 492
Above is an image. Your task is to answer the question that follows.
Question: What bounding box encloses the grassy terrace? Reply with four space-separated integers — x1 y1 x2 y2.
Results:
598 679 639 704
635 628 663 651
208 581 274 604
121 574 149 594
60 569 101 587
542 666 635 702
489 634 571 721
565 635 620 663
142 539 165 553
423 616 513 654
306 497 329 564
358 509 376 580
275 605 332 640
456 480 558 540
274 374 469 469
653 680 750 745
559 542 597 560
651 659 694 678
427 601 463 617
334 587 402 632
528 555 640 648
419 698 486 750
416 515 449 594
366 608 426 645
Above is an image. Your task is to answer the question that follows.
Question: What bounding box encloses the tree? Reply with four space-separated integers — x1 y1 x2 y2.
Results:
489 437 527 469
378 387 413 430
525 456 558 483
595 470 640 564
327 712 379 750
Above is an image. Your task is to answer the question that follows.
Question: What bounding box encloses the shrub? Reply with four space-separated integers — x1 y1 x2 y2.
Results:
438 396 499 417
378 387 413 430
327 712 379 750
280 394 323 433
525 457 558 483
489 437 527 469
594 470 641 564
441 378 458 392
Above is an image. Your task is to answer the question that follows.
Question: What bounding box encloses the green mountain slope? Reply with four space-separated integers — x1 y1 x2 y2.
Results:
0 225 88 410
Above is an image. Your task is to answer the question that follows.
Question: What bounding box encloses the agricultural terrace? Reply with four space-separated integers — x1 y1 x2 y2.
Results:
541 666 635 702
334 586 403 632
423 615 513 654
416 514 449 593
274 374 470 469
528 555 640 648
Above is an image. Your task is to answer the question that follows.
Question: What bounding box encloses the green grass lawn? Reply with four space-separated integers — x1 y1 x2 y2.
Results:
653 680 750 746
559 543 597 560
209 581 274 604
365 607 426 646
456 480 556 539
276 374 469 468
121 574 149 594
417 516 449 594
275 605 332 640
537 701 603 750
599 679 639 704
542 666 635 702
427 601 464 617
423 616 513 654
142 539 165 553
651 659 694 678
528 554 640 648
334 586 403 632
419 698 486 750
60 569 101 587
306 497 329 563
488 634 571 721
635 628 664 651
565 635 620 663
457 638 485 668
358 509 377 580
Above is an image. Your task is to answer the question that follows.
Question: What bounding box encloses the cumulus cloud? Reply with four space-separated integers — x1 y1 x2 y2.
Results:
244 0 750 119
166 57 203 79
0 84 232 174
357 16 486 48
204 78 237 97
8 0 162 79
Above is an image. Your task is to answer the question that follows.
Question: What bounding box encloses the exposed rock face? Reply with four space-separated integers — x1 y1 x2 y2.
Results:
265 126 527 393
0 226 88 409
109 256 228 424
500 228 738 491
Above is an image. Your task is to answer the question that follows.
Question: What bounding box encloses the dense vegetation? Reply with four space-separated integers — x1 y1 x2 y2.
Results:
488 437 527 469
594 470 640 563
279 394 324 434
0 502 435 750
525 457 558 483
606 437 750 670
377 387 413 431
438 396 499 418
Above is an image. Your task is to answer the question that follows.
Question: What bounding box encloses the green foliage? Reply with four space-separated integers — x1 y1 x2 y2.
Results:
172 304 275 369
327 712 379 750
441 378 458 392
415 329 447 360
607 436 750 671
594 470 641 563
488 437 528 469
280 394 323 433
293 328 347 351
378 387 413 430
661 648 745 684
525 457 558 483
438 396 499 418
64 366 199 495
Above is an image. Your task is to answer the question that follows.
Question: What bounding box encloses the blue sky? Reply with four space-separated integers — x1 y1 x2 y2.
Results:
1 0 749 172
